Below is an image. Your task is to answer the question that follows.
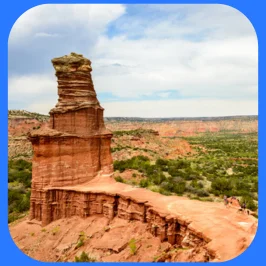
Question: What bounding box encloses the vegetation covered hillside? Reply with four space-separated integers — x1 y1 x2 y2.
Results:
113 132 258 212
8 159 32 222
8 110 49 122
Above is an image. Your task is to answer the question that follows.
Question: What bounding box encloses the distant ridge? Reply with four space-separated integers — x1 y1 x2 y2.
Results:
8 110 49 122
8 110 257 122
104 115 258 122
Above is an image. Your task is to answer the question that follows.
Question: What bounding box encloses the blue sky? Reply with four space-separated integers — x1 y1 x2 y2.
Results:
8 4 258 117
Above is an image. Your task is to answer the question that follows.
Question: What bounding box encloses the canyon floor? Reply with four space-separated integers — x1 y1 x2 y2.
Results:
9 176 257 263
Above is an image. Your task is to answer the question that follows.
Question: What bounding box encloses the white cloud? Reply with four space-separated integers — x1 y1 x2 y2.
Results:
92 35 257 99
34 32 61 38
9 4 125 44
8 74 56 95
8 4 258 117
157 92 171 98
26 102 57 115
8 74 58 111
103 99 258 117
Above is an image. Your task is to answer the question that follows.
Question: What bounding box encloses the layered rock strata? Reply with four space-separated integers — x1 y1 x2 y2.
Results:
30 188 212 258
28 53 113 222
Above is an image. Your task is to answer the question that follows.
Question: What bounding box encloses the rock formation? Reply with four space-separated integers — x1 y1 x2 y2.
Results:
22 53 257 262
28 53 113 224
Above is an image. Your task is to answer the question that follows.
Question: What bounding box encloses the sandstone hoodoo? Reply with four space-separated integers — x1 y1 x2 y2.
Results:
28 53 113 224
12 53 257 262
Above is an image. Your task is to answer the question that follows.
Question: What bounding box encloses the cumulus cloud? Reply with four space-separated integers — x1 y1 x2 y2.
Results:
8 4 126 76
8 74 57 111
9 4 125 43
92 35 257 100
8 4 258 117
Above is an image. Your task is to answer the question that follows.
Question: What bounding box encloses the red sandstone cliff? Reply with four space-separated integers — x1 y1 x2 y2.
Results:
28 53 113 225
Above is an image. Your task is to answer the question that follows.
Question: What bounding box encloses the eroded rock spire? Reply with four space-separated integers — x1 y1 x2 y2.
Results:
28 53 113 224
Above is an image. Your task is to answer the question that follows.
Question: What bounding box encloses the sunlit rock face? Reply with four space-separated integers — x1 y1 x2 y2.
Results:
28 53 113 221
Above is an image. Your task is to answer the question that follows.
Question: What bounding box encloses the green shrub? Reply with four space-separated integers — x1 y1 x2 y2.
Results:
8 160 32 188
152 173 166 185
211 178 233 196
128 238 137 255
160 181 173 191
8 213 23 223
52 226 60 235
196 189 210 197
159 188 171 196
8 189 30 214
172 182 186 195
75 231 86 249
139 179 149 188
16 193 30 212
115 176 124 183
75 251 96 262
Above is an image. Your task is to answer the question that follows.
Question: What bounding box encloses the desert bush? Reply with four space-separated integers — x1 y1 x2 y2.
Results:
155 158 168 171
160 181 173 191
139 179 149 188
172 181 186 195
211 178 233 196
128 238 137 255
16 193 30 212
235 181 251 191
75 231 86 249
185 185 197 194
152 173 166 185
251 178 258 192
8 159 32 188
8 189 30 214
190 180 200 189
75 251 96 262
114 156 150 173
114 176 124 183
159 188 171 196
196 189 210 197
8 212 24 223
52 226 60 235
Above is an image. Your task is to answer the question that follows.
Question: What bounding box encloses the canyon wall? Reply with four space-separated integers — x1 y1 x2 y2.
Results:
29 188 211 257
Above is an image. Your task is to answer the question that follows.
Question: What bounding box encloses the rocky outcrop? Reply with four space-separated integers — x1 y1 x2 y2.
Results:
29 188 211 258
23 53 257 262
28 53 113 222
